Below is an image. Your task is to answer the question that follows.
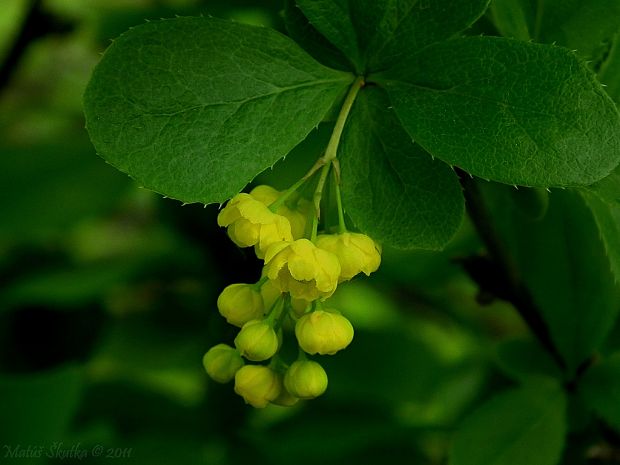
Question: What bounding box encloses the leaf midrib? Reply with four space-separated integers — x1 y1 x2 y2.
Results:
124 76 353 118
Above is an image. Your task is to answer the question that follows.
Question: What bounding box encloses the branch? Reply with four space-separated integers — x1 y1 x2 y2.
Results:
457 170 567 372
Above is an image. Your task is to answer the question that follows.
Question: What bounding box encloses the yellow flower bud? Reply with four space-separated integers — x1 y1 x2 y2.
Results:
263 239 341 301
217 283 264 327
202 344 244 383
284 360 328 399
295 309 354 355
234 365 282 408
249 185 310 239
315 232 381 281
234 319 279 361
217 193 292 258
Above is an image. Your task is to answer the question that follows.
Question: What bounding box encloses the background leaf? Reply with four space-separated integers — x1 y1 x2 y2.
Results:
450 383 566 465
580 168 620 283
0 365 84 446
490 0 620 65
339 87 464 250
482 185 620 373
495 337 563 383
374 37 620 187
84 16 353 205
598 34 620 104
0 142 129 242
579 353 620 431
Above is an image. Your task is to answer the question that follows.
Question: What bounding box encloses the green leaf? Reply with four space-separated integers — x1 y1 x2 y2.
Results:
83 16 353 205
495 337 563 383
580 168 620 283
295 0 363 72
450 383 566 465
490 0 620 64
374 37 620 187
358 0 490 72
283 0 352 71
339 87 464 250
295 0 490 72
579 353 620 430
0 365 84 445
482 185 620 373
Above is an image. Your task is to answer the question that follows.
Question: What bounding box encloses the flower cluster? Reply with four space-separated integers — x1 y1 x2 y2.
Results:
202 183 381 407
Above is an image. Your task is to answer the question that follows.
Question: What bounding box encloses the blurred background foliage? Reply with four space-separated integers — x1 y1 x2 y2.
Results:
1 1 618 464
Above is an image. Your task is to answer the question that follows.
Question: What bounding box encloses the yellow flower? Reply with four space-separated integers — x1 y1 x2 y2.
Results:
234 319 280 361
284 360 328 399
217 193 292 258
217 283 264 327
250 185 310 240
234 365 282 408
295 309 354 355
315 232 381 281
263 239 341 301
249 185 280 205
202 344 244 383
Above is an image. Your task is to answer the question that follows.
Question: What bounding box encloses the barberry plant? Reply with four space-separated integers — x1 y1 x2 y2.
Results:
83 0 620 463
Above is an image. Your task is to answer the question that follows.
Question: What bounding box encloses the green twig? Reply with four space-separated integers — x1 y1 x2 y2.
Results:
458 170 567 372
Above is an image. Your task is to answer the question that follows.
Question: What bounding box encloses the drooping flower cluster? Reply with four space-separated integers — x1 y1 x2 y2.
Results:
202 183 381 407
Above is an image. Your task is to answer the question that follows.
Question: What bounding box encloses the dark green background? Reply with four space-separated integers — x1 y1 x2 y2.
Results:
0 1 618 464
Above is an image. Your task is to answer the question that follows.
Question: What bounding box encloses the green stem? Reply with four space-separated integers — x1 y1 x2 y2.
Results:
324 76 364 163
311 76 364 219
313 162 332 218
268 353 288 373
265 295 284 323
334 173 347 233
269 176 307 212
310 214 319 242
297 346 308 361
252 275 269 290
